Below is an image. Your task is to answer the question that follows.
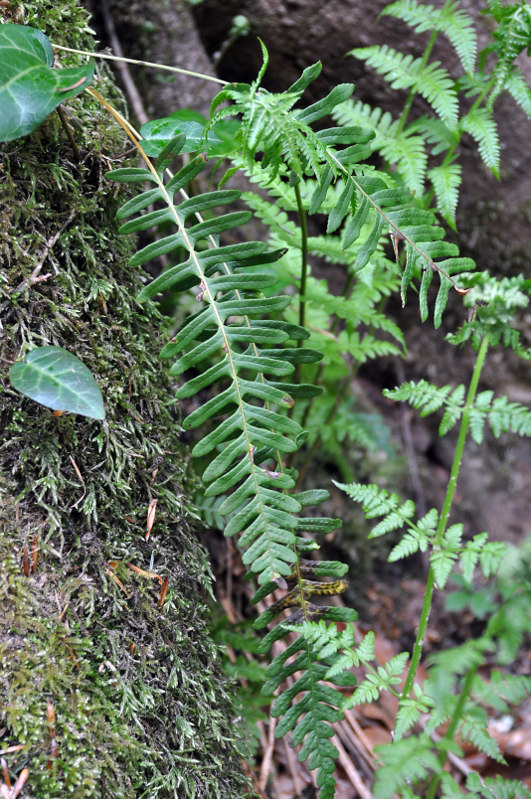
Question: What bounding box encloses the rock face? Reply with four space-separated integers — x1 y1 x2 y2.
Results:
0 2 246 797
192 0 531 272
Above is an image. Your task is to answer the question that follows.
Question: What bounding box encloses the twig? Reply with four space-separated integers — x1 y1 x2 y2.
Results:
331 733 373 799
53 44 228 86
69 455 86 510
258 713 277 793
8 210 76 303
342 709 376 770
56 105 82 162
100 0 149 125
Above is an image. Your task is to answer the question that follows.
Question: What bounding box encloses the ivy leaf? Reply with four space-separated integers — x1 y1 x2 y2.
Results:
140 111 238 158
9 346 105 420
0 23 94 142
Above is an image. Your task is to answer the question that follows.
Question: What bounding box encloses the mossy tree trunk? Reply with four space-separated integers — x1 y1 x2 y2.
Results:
0 2 247 797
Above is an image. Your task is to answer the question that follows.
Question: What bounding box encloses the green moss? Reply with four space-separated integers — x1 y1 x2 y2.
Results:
0 2 249 796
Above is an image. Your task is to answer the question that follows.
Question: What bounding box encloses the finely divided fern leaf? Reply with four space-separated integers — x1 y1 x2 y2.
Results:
350 45 459 128
460 108 500 177
427 161 462 229
487 3 531 108
383 0 477 74
504 68 531 117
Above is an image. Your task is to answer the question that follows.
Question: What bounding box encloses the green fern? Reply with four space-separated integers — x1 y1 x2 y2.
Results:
371 735 441 799
211 47 475 324
427 161 462 228
466 772 531 799
331 98 428 195
109 131 365 795
505 68 531 115
259 617 357 799
383 0 477 74
485 2 531 109
109 140 325 587
459 108 500 177
350 45 459 128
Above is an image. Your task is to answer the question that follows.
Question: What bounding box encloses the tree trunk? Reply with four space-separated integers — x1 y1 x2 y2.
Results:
0 2 247 797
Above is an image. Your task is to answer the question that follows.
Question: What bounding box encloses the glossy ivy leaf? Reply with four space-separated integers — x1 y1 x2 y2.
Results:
140 110 240 158
0 24 94 142
9 346 105 420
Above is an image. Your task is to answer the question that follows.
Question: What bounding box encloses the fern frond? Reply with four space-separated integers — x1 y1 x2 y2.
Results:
460 108 500 177
504 68 531 116
371 735 441 799
343 652 409 709
394 684 434 740
427 161 462 229
335 481 416 537
461 707 505 763
466 772 531 799
258 608 358 799
331 98 427 195
487 3 531 108
214 45 476 324
350 45 458 128
109 143 334 588
383 0 477 74
472 670 531 714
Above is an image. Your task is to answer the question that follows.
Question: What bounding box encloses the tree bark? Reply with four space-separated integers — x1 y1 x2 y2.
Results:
0 2 247 797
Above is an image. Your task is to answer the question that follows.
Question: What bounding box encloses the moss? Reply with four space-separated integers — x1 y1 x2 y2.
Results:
0 2 249 796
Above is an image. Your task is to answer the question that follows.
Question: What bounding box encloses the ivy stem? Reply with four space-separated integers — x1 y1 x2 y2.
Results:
398 333 490 705
56 105 81 162
425 665 478 799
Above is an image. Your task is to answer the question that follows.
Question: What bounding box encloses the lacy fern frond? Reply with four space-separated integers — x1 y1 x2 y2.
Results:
504 68 531 116
350 45 459 128
334 481 417 537
485 2 531 108
427 161 462 228
371 735 441 799
383 0 477 74
466 772 531 799
459 107 500 177
384 379 465 428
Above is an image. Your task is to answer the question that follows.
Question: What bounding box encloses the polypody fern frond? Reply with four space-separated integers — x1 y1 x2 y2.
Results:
109 138 329 587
